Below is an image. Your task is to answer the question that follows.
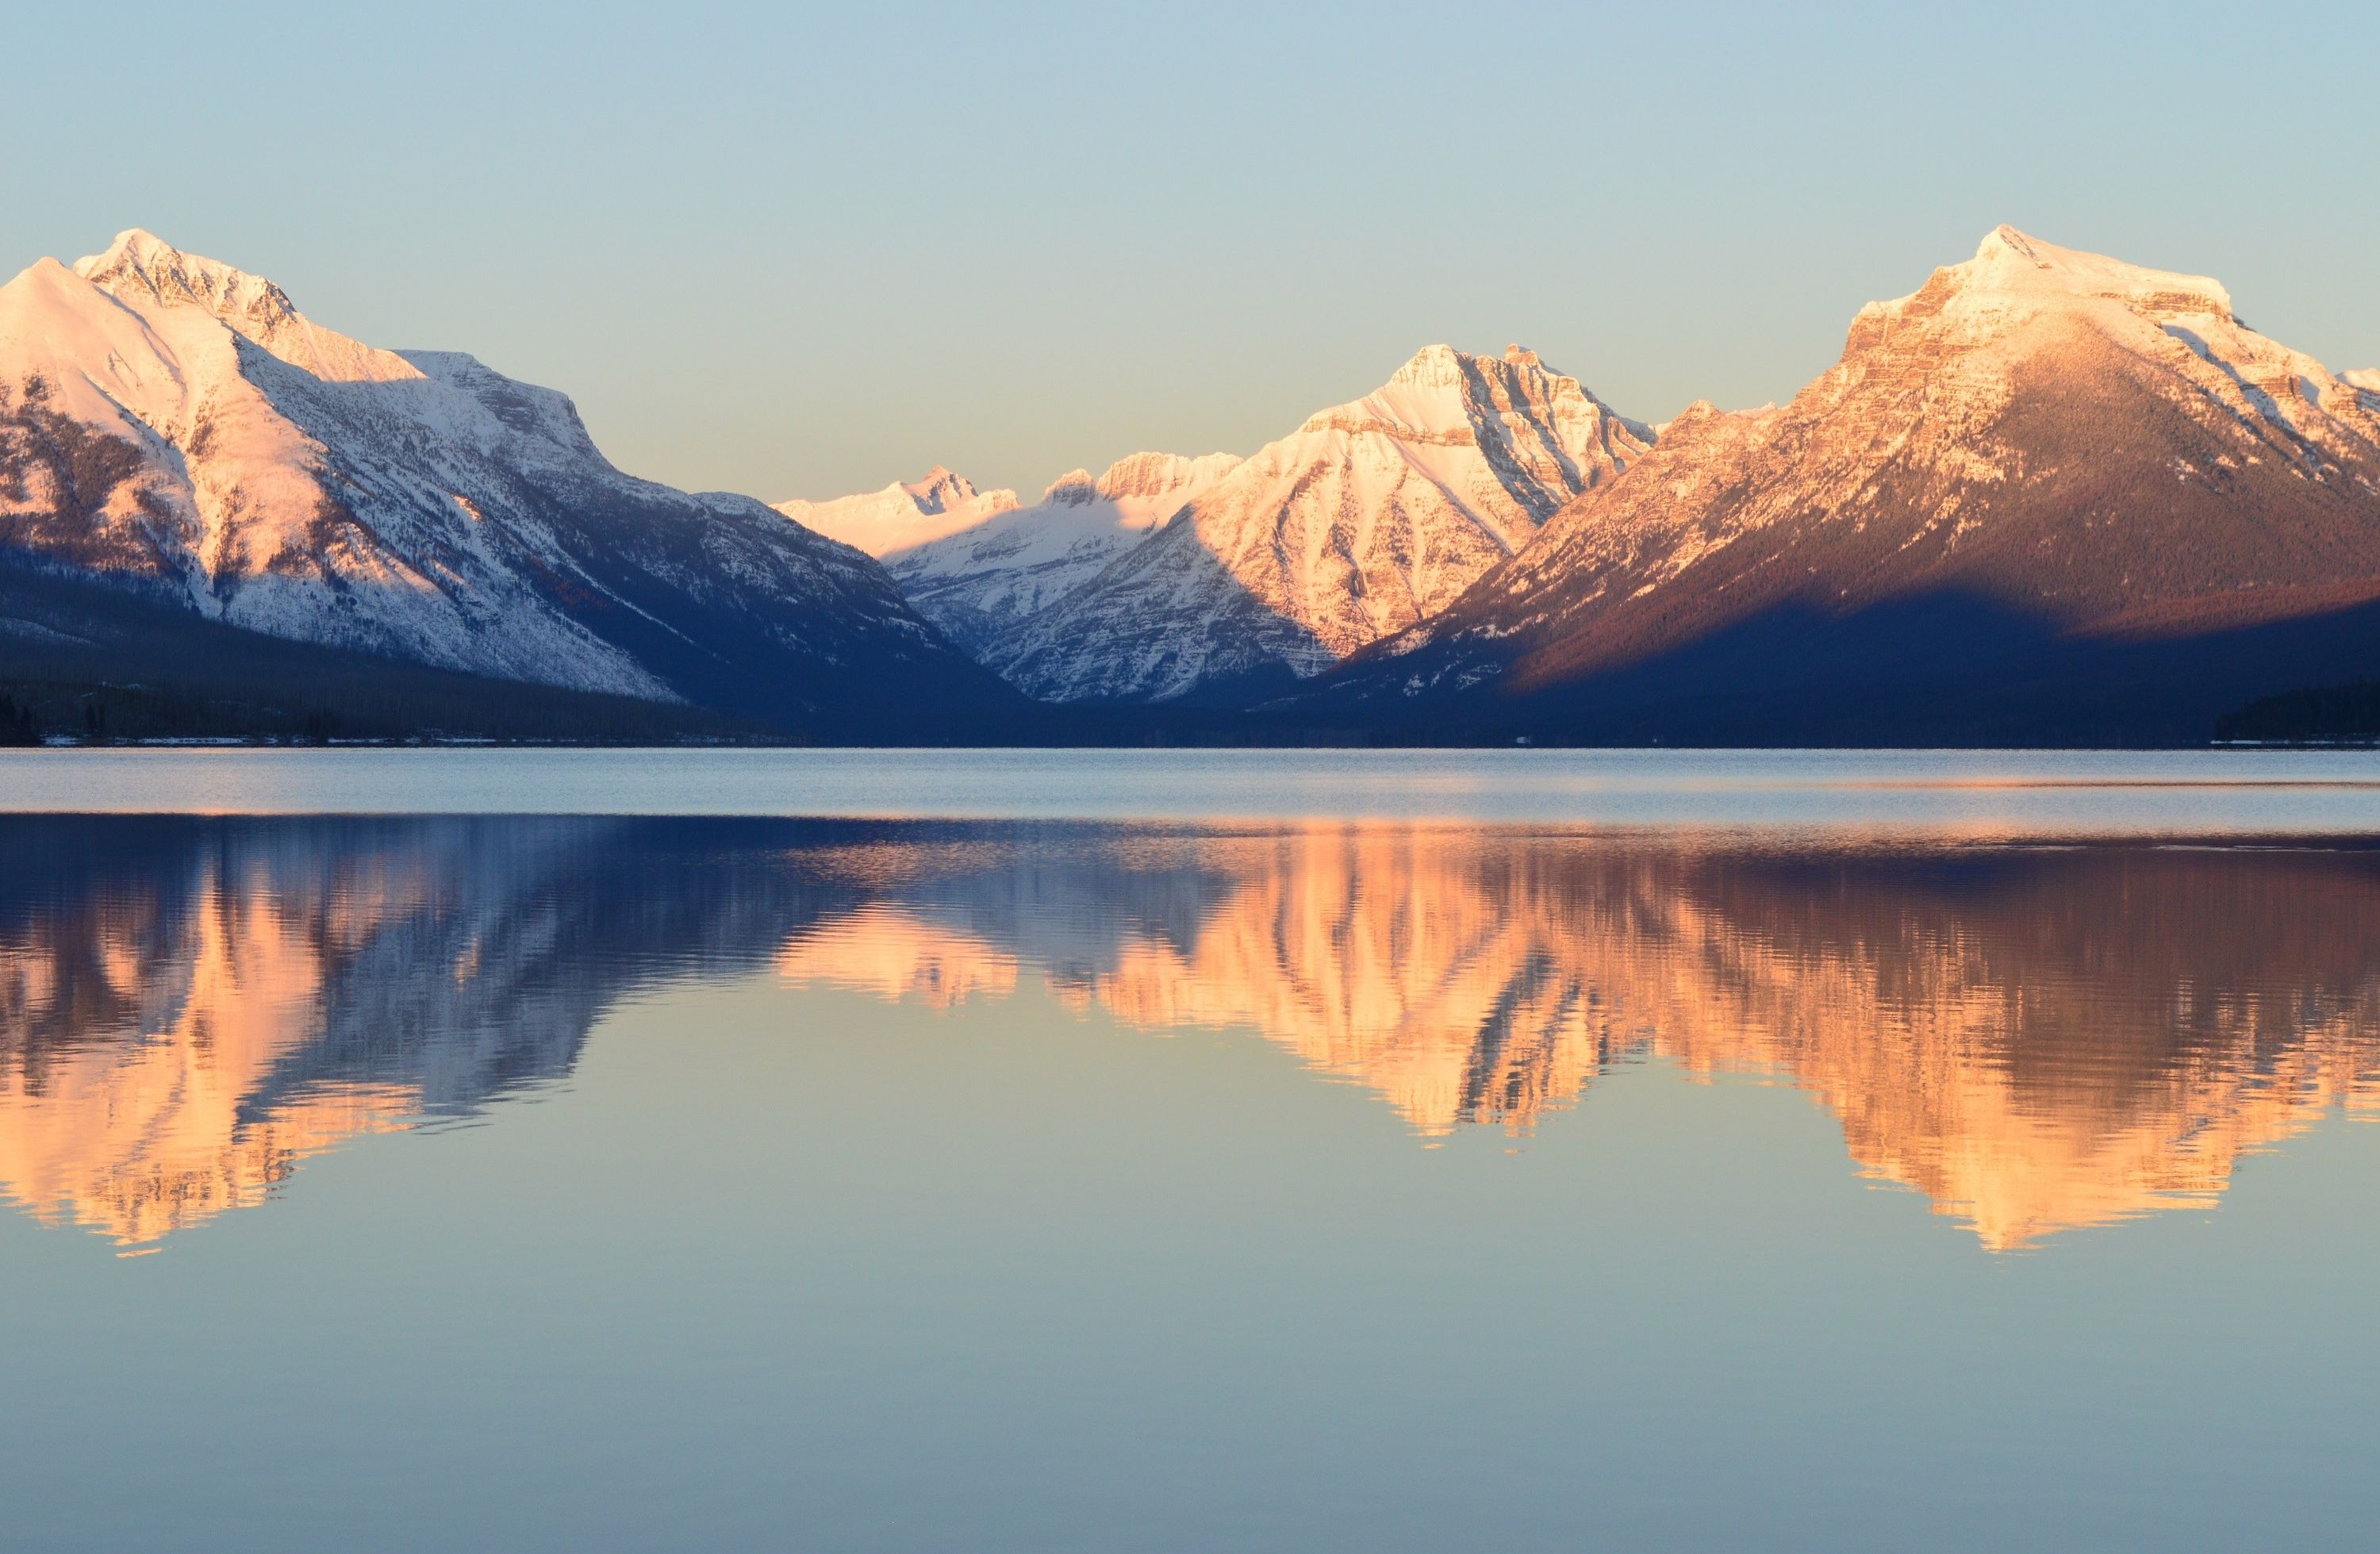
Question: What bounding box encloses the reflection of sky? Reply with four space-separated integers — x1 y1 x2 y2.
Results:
9 748 2380 829
6 965 2380 1548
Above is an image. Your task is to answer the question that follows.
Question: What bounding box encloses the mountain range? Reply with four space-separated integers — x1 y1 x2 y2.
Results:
1282 227 2380 742
3 224 2377 744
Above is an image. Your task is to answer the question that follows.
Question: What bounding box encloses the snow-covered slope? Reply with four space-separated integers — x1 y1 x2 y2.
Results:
774 466 1019 557
987 346 1651 703
880 451 1241 654
1299 227 2380 740
0 230 1013 733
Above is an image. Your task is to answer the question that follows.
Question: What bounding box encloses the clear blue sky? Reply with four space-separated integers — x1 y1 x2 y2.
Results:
12 1 2377 501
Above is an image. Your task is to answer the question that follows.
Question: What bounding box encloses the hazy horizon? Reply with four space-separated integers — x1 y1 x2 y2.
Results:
13 1 2377 504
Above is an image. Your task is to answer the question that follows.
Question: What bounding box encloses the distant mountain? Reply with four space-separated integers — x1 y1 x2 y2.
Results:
880 451 1242 656
986 345 1652 703
0 230 1019 738
773 466 1020 558
1294 228 2380 743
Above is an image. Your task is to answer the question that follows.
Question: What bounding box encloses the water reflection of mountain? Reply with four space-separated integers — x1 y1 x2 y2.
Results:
781 827 2380 1249
6 819 2378 1249
0 818 869 1245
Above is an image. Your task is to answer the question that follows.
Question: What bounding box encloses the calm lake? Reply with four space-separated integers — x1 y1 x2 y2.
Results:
2 750 2378 1550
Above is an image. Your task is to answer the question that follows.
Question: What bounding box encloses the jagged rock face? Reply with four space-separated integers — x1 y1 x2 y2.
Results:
987 345 1651 704
773 466 1021 558
879 451 1242 656
0 230 1013 733
1313 228 2380 732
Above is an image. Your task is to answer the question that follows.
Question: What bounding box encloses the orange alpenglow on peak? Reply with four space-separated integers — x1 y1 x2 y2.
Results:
1295 225 2380 741
773 466 1021 557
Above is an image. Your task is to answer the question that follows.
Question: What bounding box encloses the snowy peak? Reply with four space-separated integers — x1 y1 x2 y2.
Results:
1850 224 2236 356
3 227 1006 734
873 450 1247 657
1042 469 1100 505
900 464 996 514
1307 226 2380 739
73 228 302 334
1818 226 2380 461
775 454 1248 568
1094 450 1242 501
1302 343 1649 452
985 346 1653 703
774 466 1020 557
67 226 420 386
1961 223 2233 317
1816 222 2354 463
1027 452 1242 509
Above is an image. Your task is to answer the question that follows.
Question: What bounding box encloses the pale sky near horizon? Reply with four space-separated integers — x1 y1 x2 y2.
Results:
13 1 2378 502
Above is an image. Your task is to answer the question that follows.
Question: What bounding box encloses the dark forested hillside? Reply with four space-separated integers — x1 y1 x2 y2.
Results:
0 560 767 744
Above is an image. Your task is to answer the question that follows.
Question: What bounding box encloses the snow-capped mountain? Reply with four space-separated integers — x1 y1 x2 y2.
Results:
986 345 1652 703
0 230 1015 735
1298 227 2380 742
878 451 1242 655
773 466 1021 558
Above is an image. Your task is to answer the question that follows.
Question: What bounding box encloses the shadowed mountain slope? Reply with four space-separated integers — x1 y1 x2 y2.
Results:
988 345 1651 704
1288 228 2380 743
0 231 1024 739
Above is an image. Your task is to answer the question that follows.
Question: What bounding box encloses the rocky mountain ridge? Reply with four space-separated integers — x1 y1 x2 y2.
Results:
773 466 1022 557
876 451 1243 655
789 344 1652 703
1288 227 2380 741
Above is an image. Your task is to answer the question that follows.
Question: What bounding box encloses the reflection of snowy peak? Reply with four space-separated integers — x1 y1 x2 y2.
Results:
0 815 869 1245
987 345 1652 703
0 229 1009 734
882 451 1242 654
774 465 1021 557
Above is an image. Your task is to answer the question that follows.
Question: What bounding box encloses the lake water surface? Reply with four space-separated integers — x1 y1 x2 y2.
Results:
2 752 2378 1549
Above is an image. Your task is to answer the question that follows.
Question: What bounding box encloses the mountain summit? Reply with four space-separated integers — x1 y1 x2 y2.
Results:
1296 227 2380 742
774 466 1020 556
873 451 1244 655
985 345 1652 703
0 230 1016 735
